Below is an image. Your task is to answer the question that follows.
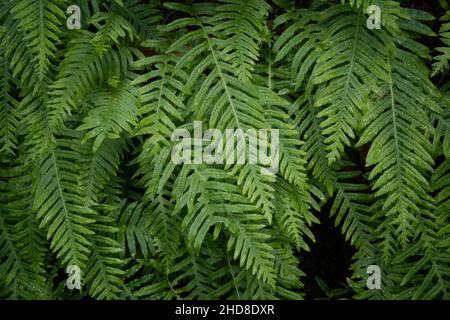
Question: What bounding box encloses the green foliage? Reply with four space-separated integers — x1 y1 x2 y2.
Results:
0 0 448 300
434 8 450 76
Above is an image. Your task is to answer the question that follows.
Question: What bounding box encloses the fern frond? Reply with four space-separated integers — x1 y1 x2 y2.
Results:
111 0 163 40
433 11 450 76
173 165 276 286
8 0 67 91
0 49 20 156
274 179 318 251
311 5 388 164
0 158 50 299
133 52 187 196
164 4 278 220
211 0 270 81
171 243 222 299
77 80 140 151
90 12 136 55
85 210 124 300
78 137 125 207
293 93 337 195
124 259 177 299
358 40 439 249
273 8 322 90
116 201 153 260
48 31 138 133
341 0 374 9
32 132 95 268
147 192 181 274
330 170 373 246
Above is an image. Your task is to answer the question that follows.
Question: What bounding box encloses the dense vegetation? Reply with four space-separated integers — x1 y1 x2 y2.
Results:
0 0 449 299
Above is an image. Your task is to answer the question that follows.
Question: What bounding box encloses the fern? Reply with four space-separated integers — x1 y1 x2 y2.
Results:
0 0 449 301
434 10 450 76
0 49 19 156
0 158 50 299
2 0 67 93
32 132 96 268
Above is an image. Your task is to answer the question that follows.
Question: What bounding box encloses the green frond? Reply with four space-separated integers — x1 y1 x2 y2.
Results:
220 234 305 299
357 40 438 248
232 164 276 223
391 159 450 299
123 259 177 299
173 165 276 287
0 215 49 299
85 210 125 300
433 112 450 158
163 6 281 222
32 132 96 268
273 8 322 90
0 0 449 301
330 170 373 247
77 80 140 151
269 237 305 299
7 0 67 91
171 244 222 299
90 12 137 54
116 201 153 260
0 49 20 156
341 0 374 9
133 52 187 161
293 93 337 195
396 243 450 299
111 0 163 40
273 179 318 251
226 213 276 287
311 5 387 164
78 137 126 207
211 0 270 81
146 193 181 274
164 3 267 130
0 158 50 299
48 31 138 133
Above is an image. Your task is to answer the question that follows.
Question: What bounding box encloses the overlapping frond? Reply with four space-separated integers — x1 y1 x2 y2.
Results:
0 0 449 301
48 21 138 134
173 165 276 286
116 201 153 260
2 0 67 92
78 137 126 207
0 49 20 156
32 131 95 268
311 5 388 164
433 11 450 76
85 211 124 300
0 159 50 299
358 42 438 249
111 0 162 40
163 3 279 222
77 80 140 151
330 170 373 247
